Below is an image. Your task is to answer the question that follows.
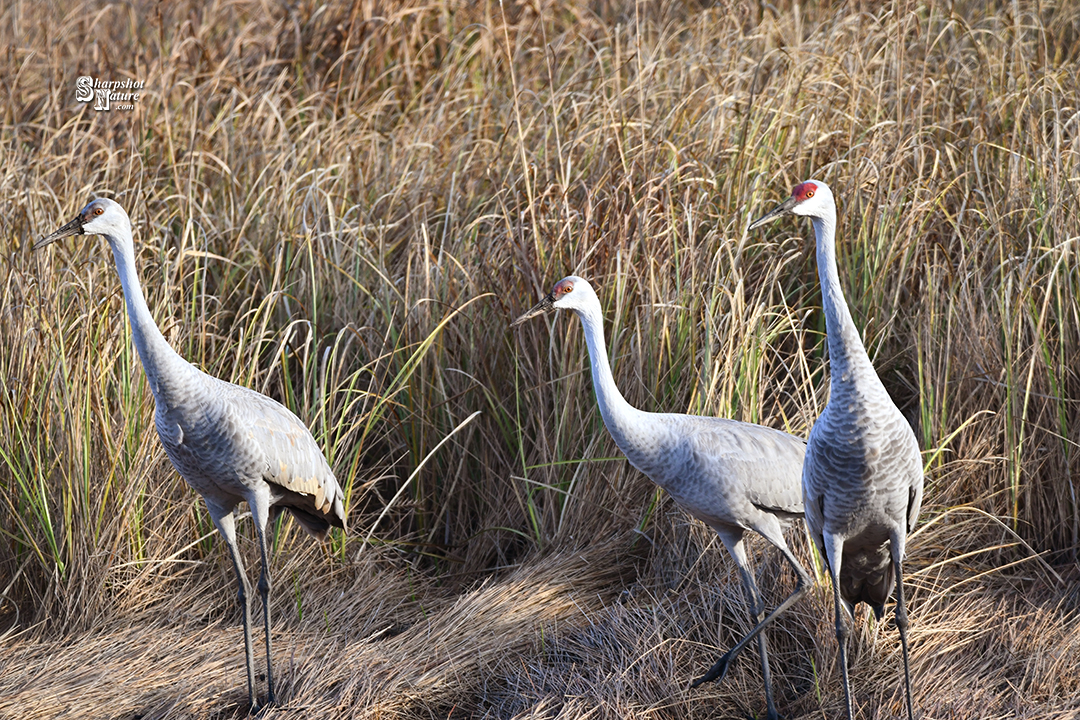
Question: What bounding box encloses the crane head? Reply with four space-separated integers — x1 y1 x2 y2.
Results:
748 180 834 230
36 198 131 250
511 275 595 326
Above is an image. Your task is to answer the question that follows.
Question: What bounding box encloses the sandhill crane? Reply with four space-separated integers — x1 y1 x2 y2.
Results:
748 180 923 719
513 277 811 720
37 199 347 712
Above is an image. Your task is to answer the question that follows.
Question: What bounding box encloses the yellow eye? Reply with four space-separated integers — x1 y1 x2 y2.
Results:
805 190 815 198
93 207 104 216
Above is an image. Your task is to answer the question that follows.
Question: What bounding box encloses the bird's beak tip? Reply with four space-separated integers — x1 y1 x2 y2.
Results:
511 295 556 327
747 196 796 232
35 215 83 250
510 308 545 327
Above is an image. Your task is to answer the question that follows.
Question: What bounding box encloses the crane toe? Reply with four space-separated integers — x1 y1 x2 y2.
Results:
690 649 736 688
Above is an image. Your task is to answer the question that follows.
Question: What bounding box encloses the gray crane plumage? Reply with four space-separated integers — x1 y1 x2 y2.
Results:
749 180 923 719
37 198 347 713
513 277 811 720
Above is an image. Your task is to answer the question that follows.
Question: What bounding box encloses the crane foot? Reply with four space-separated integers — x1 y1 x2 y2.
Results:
250 696 278 717
690 650 735 688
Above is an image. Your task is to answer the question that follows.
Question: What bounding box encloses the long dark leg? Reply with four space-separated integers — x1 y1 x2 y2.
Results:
825 534 854 720
893 539 914 720
754 604 778 720
692 529 812 699
831 567 854 720
695 529 780 718
253 505 276 706
738 562 779 720
210 507 257 711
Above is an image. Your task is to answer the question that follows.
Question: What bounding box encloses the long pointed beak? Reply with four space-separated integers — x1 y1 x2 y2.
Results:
35 214 84 249
747 195 797 231
511 293 556 327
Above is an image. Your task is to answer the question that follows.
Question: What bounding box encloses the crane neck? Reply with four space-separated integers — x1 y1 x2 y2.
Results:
574 300 644 449
812 215 883 394
106 232 187 401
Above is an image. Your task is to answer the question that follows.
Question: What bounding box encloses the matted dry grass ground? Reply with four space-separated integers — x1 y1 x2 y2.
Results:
2 0 1080 718
2 517 1076 718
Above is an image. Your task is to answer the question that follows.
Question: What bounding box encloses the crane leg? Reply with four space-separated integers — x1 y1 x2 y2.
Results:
252 499 276 707
831 571 855 720
738 562 779 720
695 531 781 719
210 506 258 712
892 537 915 720
824 534 855 720
691 522 811 715
753 607 778 720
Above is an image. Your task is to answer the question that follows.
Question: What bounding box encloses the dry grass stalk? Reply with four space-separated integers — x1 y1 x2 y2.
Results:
1 0 1079 717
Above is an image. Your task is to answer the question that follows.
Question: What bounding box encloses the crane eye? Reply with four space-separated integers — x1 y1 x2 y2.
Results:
93 207 103 216
805 190 815 198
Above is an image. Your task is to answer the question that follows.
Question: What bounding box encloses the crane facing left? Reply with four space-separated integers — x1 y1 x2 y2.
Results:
37 198 348 714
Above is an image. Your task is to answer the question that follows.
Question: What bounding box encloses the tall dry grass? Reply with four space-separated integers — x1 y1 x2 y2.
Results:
1 0 1079 717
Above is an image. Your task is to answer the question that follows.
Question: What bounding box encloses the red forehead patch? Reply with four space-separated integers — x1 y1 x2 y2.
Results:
792 181 818 201
553 278 574 296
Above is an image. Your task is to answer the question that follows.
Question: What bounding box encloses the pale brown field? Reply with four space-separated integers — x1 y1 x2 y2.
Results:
1 1 1079 718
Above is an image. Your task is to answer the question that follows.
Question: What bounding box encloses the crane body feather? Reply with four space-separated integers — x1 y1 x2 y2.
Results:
38 198 346 711
798 198 922 617
614 412 805 535
803 385 921 615
516 276 812 720
154 372 346 537
755 180 923 720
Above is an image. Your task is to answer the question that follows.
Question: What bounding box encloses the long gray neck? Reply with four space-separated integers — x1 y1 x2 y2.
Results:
812 215 882 394
575 302 644 449
107 234 186 402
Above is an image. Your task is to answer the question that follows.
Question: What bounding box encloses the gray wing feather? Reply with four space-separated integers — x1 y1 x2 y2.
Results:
693 422 806 516
907 459 924 534
642 416 805 527
216 379 346 526
801 436 827 552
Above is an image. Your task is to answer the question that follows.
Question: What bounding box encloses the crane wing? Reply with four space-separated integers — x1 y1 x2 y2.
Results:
906 450 924 535
217 378 347 535
739 426 806 518
800 430 828 553
680 417 806 519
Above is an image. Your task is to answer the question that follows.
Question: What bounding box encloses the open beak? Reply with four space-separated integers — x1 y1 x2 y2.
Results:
747 195 797 231
35 214 84 250
511 292 556 327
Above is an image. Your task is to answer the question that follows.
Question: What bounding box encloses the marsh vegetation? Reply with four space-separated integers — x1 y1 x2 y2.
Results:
1 1 1079 717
